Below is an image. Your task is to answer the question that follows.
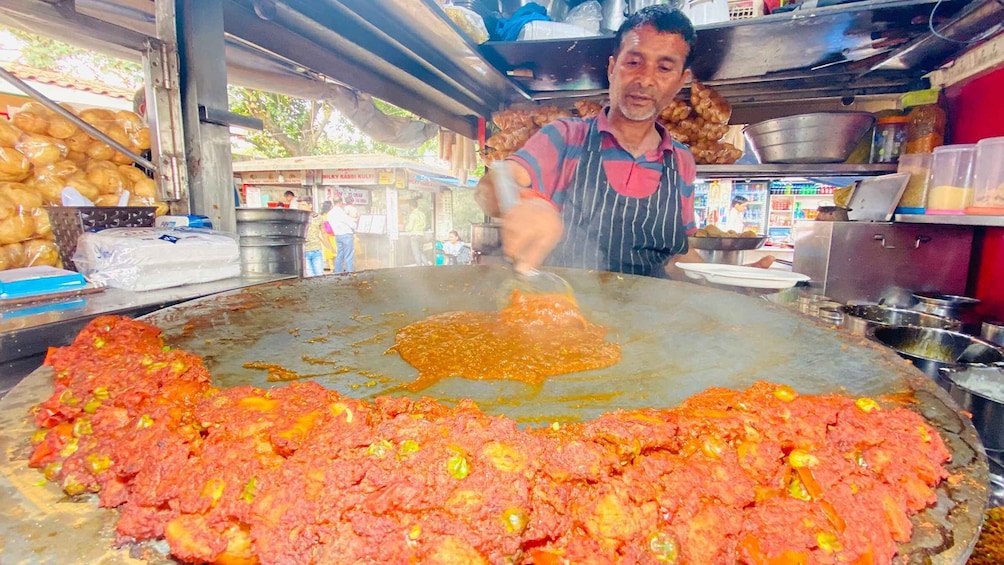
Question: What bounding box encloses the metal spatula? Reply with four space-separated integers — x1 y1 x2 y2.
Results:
489 163 575 308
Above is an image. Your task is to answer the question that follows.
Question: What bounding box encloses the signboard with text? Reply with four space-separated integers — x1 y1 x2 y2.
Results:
408 172 446 192
321 168 378 186
238 170 304 185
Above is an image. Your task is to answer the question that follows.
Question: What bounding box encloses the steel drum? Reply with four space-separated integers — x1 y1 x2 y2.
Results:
0 266 989 563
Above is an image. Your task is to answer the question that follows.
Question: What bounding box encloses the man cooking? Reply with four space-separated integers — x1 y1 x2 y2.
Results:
476 6 771 278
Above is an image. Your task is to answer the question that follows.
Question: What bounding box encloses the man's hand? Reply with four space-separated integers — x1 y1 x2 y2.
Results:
502 198 563 274
475 161 535 219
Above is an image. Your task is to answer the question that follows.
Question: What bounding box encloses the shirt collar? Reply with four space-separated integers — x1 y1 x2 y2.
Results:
596 105 675 155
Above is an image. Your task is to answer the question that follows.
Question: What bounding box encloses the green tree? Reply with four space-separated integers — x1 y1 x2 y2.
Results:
3 27 143 90
228 87 333 157
228 87 440 160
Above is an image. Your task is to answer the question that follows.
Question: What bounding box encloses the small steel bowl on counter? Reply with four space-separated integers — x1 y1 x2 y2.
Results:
841 304 961 336
937 364 1004 452
867 326 1004 379
744 112 875 164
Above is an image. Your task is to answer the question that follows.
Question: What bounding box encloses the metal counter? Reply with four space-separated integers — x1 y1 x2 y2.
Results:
0 274 294 398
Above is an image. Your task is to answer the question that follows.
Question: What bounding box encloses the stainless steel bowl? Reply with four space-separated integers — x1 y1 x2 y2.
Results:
983 321 1004 347
867 326 1004 379
744 112 876 164
688 236 767 265
938 364 1004 451
687 236 766 251
841 304 960 336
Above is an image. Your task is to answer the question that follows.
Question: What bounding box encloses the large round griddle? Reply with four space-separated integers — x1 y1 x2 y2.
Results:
0 266 989 563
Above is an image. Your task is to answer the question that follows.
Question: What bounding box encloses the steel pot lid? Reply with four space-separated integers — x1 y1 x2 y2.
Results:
912 292 981 308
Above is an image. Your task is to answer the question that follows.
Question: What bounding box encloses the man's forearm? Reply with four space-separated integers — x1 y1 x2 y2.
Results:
663 246 703 280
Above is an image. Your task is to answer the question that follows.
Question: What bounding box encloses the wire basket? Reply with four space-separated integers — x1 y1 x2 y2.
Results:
45 206 157 271
728 0 762 19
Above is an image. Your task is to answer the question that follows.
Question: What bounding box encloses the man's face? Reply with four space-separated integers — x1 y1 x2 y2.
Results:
608 26 691 123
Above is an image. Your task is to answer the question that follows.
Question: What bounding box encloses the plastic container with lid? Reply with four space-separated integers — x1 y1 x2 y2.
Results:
895 152 933 214
966 136 1004 215
871 115 909 164
927 144 977 214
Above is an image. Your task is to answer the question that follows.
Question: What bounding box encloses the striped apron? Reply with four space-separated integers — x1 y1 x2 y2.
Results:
547 119 689 277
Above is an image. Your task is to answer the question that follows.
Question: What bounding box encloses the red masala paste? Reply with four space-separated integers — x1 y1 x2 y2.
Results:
28 316 951 564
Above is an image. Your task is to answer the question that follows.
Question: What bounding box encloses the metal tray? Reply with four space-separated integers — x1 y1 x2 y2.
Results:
0 266 988 563
846 173 911 222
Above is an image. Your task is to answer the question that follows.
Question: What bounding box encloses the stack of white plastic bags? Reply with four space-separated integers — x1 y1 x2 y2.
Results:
73 227 240 291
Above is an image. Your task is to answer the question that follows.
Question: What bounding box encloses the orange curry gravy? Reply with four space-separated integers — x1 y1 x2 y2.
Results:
389 291 621 391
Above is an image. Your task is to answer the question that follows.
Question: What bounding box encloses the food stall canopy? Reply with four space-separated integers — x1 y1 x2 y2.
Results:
233 153 461 192
0 0 1000 139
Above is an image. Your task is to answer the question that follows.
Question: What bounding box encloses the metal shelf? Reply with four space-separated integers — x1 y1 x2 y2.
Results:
696 163 897 179
2 0 1000 137
894 214 1004 227
479 0 1001 107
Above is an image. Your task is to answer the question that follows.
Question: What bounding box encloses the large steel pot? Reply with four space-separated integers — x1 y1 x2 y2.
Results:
235 207 310 238
841 304 960 336
0 267 989 563
912 292 981 321
235 208 310 276
868 325 1004 378
744 112 875 164
470 222 502 254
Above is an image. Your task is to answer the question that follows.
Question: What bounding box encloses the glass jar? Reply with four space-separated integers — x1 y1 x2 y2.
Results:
905 104 947 154
871 115 909 163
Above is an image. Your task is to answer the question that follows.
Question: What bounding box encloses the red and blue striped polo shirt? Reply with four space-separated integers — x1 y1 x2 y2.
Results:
509 108 697 236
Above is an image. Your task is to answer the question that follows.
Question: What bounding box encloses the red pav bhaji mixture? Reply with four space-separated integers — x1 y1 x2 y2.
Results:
28 315 950 564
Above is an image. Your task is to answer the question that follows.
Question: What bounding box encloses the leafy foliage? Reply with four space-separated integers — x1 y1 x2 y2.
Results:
228 86 440 159
3 26 143 89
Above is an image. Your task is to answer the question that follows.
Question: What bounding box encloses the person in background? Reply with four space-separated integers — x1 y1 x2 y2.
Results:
283 191 297 208
327 194 357 273
441 230 472 265
403 199 429 266
319 200 336 271
344 195 360 221
298 197 327 277
474 6 772 277
721 195 749 234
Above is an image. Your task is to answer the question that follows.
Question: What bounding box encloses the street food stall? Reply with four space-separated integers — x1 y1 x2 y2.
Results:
1 0 1004 562
233 154 463 268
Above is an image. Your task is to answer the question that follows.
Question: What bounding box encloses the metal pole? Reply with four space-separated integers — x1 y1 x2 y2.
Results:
0 65 157 172
175 0 236 233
